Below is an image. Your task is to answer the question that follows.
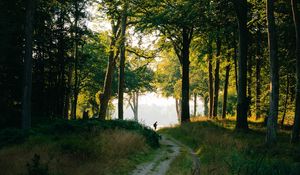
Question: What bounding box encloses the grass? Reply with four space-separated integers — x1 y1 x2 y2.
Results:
165 148 193 175
0 119 160 175
160 117 300 175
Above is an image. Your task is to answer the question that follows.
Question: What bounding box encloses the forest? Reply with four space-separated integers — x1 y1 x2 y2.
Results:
1 0 300 174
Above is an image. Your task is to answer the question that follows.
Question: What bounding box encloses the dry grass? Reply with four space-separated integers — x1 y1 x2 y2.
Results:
0 129 152 175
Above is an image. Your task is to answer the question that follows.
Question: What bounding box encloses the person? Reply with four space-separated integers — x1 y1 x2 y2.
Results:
153 121 158 130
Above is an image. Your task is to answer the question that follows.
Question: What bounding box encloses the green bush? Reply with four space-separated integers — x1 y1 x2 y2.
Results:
0 119 160 149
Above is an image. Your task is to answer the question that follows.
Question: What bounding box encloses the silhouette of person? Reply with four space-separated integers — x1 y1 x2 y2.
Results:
153 121 158 130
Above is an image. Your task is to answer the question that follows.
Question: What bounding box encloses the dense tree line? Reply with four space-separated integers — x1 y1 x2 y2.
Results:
1 0 300 145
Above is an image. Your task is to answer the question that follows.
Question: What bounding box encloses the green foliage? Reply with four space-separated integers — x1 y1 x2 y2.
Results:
0 119 160 149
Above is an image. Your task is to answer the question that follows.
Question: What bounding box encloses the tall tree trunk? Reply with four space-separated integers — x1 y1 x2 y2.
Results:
204 95 209 116
208 39 214 118
222 57 231 119
118 3 128 120
281 75 289 128
213 37 221 118
234 0 249 130
256 27 262 120
248 55 253 117
266 0 279 145
193 93 197 117
22 0 34 130
234 43 238 94
180 27 191 123
99 20 120 119
134 92 138 121
71 2 79 120
64 66 73 119
291 0 300 143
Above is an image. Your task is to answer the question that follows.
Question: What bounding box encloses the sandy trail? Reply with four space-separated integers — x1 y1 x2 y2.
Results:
131 135 180 175
131 134 200 175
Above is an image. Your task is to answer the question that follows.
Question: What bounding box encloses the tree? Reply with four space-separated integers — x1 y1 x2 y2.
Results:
291 0 300 143
22 0 35 130
118 1 128 120
266 0 279 145
213 37 221 118
133 0 202 123
233 0 249 130
98 0 122 119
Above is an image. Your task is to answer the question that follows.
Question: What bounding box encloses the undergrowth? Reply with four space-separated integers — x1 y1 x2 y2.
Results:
160 118 300 175
0 119 160 175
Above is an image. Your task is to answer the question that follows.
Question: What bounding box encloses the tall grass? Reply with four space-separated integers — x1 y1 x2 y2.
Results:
160 118 300 175
0 119 160 175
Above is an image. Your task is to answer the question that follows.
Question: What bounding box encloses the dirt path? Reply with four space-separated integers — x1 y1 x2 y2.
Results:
131 134 200 175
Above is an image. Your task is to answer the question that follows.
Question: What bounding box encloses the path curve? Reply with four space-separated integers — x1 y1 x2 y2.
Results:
131 134 200 175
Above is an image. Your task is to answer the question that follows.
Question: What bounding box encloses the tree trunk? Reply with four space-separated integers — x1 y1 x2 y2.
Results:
256 27 262 120
193 93 197 117
281 75 289 128
135 92 138 120
234 0 249 130
99 20 120 119
71 1 79 120
22 0 34 130
175 98 181 120
208 39 214 118
222 57 230 119
213 37 221 118
234 43 238 95
129 91 139 121
118 3 128 120
266 0 279 145
248 55 253 117
291 0 300 143
180 27 191 123
204 95 209 116
64 66 72 119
